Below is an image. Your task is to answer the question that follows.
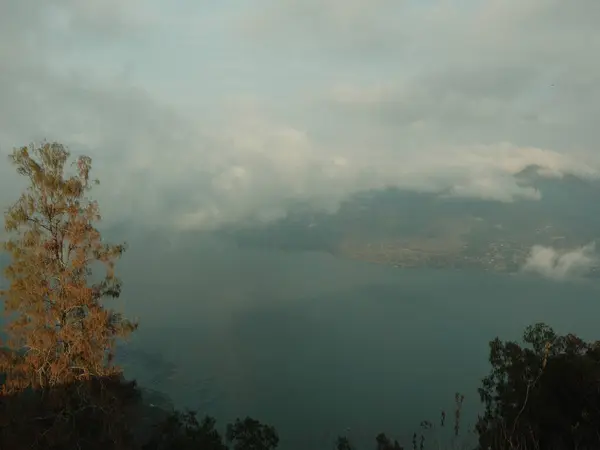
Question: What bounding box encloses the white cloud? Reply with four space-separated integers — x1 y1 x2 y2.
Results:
1 0 599 232
522 243 598 281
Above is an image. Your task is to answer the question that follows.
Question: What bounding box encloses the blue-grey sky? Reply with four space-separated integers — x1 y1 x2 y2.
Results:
1 0 599 231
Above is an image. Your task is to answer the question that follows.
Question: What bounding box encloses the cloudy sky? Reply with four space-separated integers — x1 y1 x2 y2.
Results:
1 0 599 231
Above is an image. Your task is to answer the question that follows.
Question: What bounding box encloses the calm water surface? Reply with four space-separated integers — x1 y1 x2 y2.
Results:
115 236 600 449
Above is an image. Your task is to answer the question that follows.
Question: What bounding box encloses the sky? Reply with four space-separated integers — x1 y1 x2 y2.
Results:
1 0 600 232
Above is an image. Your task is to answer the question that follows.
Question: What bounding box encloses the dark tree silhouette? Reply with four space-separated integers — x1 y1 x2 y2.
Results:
335 435 354 450
226 417 279 450
0 374 144 450
375 432 404 450
142 410 228 450
141 411 281 450
476 322 600 450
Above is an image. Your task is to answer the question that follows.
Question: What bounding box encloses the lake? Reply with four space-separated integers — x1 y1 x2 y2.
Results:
110 233 600 449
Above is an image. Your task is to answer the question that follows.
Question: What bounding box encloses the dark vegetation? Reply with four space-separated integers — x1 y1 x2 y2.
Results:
1 142 600 449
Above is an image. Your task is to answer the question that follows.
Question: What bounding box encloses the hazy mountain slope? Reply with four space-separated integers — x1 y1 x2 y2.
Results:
218 167 600 275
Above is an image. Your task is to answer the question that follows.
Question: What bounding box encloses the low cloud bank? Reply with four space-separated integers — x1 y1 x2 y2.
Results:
522 242 597 280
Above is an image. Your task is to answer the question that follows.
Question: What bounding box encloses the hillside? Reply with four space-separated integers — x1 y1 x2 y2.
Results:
218 167 600 275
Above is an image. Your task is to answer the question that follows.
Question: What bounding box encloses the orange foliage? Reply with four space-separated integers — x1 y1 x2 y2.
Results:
0 142 137 394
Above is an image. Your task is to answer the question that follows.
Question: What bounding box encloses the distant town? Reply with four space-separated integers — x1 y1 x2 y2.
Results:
335 236 600 277
335 238 528 272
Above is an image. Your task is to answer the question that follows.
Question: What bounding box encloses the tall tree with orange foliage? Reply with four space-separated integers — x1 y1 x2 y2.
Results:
0 142 137 393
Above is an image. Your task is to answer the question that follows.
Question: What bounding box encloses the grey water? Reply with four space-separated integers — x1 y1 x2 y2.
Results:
109 233 600 450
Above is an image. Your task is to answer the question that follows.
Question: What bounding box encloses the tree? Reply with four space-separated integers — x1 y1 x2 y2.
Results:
0 142 137 393
375 433 403 450
226 417 279 450
476 322 600 450
335 435 354 450
142 411 228 450
140 412 283 450
0 374 142 450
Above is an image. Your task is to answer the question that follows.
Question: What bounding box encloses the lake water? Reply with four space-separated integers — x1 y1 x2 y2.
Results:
109 233 600 450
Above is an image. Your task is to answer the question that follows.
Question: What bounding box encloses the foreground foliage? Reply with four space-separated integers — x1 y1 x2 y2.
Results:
0 142 137 393
477 323 600 450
